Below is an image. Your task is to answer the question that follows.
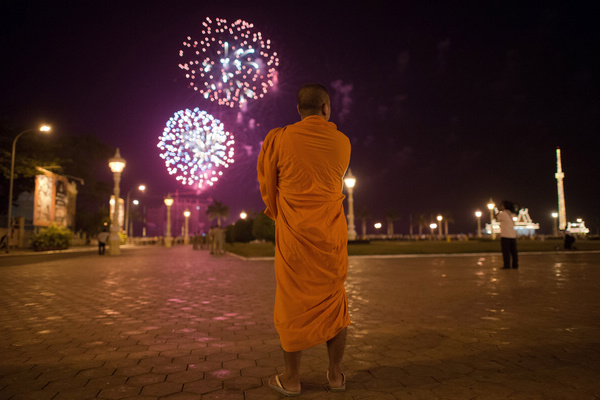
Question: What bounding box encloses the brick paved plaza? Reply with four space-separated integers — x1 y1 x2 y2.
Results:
1 246 599 399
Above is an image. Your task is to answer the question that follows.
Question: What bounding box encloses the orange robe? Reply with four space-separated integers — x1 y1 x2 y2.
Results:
257 115 351 352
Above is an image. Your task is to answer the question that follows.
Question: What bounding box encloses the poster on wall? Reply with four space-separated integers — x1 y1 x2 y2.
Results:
33 168 78 229
34 170 55 226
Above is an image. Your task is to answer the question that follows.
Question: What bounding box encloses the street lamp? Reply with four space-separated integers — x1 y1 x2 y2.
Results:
240 211 247 220
436 215 443 238
551 212 559 236
183 209 191 245
164 194 174 248
125 184 146 238
487 198 496 239
108 148 126 255
5 125 52 253
344 169 357 241
475 211 482 238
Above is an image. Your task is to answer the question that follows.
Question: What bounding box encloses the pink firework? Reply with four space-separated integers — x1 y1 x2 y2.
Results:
179 17 279 109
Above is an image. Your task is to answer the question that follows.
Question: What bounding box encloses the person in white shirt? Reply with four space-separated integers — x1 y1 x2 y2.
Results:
97 229 110 255
497 201 518 269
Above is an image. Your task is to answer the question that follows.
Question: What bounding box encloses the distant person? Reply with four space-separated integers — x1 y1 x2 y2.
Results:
192 232 199 250
0 234 8 252
564 231 576 249
257 83 351 396
215 227 225 255
207 226 216 254
497 201 518 269
97 229 110 255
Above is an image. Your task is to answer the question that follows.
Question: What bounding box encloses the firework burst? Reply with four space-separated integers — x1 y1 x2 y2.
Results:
157 108 235 189
179 17 279 109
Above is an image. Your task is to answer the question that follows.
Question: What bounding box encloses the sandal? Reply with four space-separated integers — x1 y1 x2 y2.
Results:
327 371 346 392
268 374 301 397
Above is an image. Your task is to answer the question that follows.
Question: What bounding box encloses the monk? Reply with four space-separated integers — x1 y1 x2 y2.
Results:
257 83 351 396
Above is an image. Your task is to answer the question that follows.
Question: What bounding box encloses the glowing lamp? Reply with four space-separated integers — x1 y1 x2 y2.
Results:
344 169 357 240
108 148 126 173
164 194 174 248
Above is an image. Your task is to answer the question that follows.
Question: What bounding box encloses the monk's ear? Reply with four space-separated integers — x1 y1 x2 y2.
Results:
297 104 302 119
322 102 331 121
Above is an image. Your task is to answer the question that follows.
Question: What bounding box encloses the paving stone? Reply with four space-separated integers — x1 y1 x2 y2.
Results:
96 384 140 399
1 248 599 399
52 386 101 399
183 378 223 394
139 381 182 396
166 369 205 383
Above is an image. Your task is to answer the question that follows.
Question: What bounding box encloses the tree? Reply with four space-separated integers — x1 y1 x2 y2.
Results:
206 200 229 227
1 120 115 238
441 212 454 236
385 208 399 238
417 214 428 236
0 120 62 211
252 211 275 242
357 206 370 240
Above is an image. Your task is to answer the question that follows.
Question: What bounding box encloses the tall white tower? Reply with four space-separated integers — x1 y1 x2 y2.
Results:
555 147 566 230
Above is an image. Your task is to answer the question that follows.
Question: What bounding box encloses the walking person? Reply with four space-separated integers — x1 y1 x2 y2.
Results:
497 201 518 269
257 83 351 396
97 228 109 255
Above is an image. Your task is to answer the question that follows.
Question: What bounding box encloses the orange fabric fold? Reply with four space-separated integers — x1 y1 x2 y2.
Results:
257 116 351 352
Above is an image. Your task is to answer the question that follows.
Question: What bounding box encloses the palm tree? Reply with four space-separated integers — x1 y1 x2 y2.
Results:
206 200 229 227
409 213 419 237
384 208 399 238
417 214 428 236
356 206 370 240
441 212 454 236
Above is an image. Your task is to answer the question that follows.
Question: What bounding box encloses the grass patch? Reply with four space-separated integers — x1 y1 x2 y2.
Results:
225 239 600 258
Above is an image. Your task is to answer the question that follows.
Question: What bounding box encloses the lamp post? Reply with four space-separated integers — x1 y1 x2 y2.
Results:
551 212 559 236
436 215 443 238
487 198 496 239
183 209 190 245
164 194 174 248
344 169 357 241
108 149 126 255
125 184 145 238
475 211 482 238
5 125 51 253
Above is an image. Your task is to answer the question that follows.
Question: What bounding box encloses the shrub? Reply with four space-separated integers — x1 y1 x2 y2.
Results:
233 218 255 243
30 224 73 251
252 212 275 242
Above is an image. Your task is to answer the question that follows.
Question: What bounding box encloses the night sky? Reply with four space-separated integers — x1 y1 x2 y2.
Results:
2 1 599 235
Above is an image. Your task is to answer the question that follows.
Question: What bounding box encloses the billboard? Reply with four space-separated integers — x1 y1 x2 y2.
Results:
33 168 78 229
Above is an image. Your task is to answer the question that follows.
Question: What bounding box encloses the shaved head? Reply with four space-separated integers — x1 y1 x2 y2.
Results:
297 84 331 120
